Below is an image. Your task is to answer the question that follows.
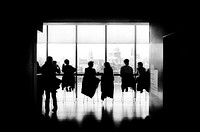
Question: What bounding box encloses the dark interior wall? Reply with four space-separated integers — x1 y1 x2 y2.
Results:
149 23 164 93
163 27 198 127
4 22 38 129
148 23 164 120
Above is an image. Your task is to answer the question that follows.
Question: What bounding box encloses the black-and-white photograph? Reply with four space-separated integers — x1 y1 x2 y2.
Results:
4 1 198 132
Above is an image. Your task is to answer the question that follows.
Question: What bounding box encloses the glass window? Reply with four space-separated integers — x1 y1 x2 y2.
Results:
37 23 150 99
37 25 47 43
37 25 47 66
136 44 149 69
48 25 76 43
78 25 105 44
48 44 76 69
107 25 135 44
77 25 105 74
136 25 149 44
107 44 135 73
77 44 105 74
107 25 135 73
37 44 46 66
47 25 76 70
136 25 149 69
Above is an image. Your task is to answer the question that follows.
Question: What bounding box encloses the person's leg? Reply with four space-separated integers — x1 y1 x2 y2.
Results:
51 91 58 112
45 90 50 114
125 87 128 92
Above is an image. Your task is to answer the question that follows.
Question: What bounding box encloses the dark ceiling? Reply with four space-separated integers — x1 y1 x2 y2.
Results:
14 1 196 34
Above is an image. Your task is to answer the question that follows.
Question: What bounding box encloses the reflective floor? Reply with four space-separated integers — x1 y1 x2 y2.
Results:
41 87 150 129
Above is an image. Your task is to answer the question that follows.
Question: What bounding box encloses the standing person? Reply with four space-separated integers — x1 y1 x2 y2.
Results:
81 61 100 98
135 62 146 93
101 62 114 101
61 59 76 92
120 59 136 92
41 56 61 115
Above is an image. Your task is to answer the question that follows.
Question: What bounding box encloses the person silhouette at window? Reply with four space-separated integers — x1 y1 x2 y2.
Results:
61 59 76 92
81 61 100 98
120 59 136 92
135 62 146 93
53 60 61 74
41 56 61 115
101 62 114 101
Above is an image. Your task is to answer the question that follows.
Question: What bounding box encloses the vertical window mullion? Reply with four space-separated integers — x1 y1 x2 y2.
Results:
134 25 137 72
105 25 107 62
46 25 49 59
75 25 78 99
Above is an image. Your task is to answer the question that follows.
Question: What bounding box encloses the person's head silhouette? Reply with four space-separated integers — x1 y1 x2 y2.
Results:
138 62 143 68
104 62 111 68
46 56 53 63
64 59 69 65
124 59 129 66
88 61 94 68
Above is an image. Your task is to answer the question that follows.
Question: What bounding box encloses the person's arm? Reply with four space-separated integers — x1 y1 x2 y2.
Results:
62 64 65 73
56 65 61 74
134 68 139 76
120 67 123 77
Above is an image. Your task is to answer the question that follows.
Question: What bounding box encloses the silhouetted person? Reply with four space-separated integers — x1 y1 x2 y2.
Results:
81 61 100 98
101 62 114 101
41 56 61 114
53 60 61 74
61 59 76 92
37 61 42 74
120 59 136 92
135 62 146 93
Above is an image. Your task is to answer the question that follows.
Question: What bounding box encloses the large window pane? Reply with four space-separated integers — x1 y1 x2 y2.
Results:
37 25 47 66
37 44 46 66
136 25 149 69
136 44 149 69
78 25 105 44
107 25 135 44
48 25 76 43
107 44 135 73
77 44 105 74
37 25 47 43
136 25 149 44
48 44 76 70
37 23 150 100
